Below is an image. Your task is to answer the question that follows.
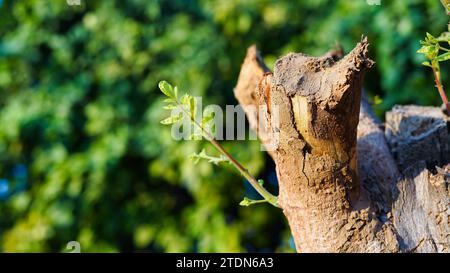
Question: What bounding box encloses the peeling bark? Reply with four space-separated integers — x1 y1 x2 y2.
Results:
234 39 449 252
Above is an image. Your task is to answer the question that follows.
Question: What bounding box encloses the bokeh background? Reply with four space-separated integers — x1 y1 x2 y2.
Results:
0 0 448 252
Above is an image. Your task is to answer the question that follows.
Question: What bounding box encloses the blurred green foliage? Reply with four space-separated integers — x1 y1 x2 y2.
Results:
0 0 448 252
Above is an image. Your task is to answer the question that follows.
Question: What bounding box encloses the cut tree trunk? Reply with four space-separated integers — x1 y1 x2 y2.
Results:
234 38 449 253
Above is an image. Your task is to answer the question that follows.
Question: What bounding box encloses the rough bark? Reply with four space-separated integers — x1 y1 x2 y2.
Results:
385 105 450 252
234 39 449 252
357 96 400 213
385 105 450 172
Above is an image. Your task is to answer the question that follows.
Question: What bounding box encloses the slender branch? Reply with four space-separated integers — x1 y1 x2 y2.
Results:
159 80 278 206
178 101 279 207
431 66 450 115
209 138 279 207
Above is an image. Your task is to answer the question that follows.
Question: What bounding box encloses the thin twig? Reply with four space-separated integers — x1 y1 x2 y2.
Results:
179 102 279 207
431 66 450 116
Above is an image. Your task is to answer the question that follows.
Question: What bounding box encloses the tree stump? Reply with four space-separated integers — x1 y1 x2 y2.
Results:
234 38 449 252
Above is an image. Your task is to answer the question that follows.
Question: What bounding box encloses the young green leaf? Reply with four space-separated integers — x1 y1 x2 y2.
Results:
418 44 439 59
190 149 229 165
158 81 175 98
160 114 183 125
436 52 450 62
418 24 450 116
174 86 179 100
203 113 214 122
373 95 383 105
426 32 437 43
417 44 431 54
163 104 177 110
239 197 268 206
258 179 264 186
180 94 191 105
189 96 197 119
188 132 203 140
422 61 432 67
437 31 450 43
201 109 215 135
163 98 176 104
